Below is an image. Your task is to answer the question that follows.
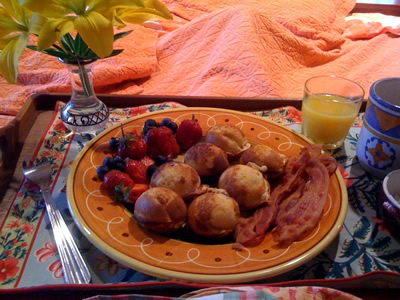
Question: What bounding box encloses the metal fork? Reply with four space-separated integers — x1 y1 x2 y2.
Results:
22 158 91 284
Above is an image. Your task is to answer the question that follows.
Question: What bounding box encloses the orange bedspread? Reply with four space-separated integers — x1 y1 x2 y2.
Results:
1 0 400 126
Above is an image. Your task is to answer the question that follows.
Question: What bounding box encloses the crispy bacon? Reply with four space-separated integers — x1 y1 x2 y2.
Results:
272 159 329 245
233 144 336 248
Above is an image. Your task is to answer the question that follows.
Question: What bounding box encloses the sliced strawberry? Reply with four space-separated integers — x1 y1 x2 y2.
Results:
140 156 156 168
114 183 149 204
128 184 150 203
176 116 202 150
125 159 148 184
102 169 134 195
144 126 180 159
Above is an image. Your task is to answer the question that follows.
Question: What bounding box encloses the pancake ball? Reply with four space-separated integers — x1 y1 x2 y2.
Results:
134 187 187 234
218 164 270 210
150 161 201 200
205 124 250 158
184 142 229 176
188 192 240 238
240 145 287 179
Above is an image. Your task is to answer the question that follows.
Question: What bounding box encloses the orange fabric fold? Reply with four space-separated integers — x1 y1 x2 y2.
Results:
1 0 400 127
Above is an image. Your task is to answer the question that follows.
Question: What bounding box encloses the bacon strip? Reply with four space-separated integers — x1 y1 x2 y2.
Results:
273 159 329 245
233 144 335 248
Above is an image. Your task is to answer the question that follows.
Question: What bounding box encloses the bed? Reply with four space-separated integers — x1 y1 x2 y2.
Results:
0 0 399 129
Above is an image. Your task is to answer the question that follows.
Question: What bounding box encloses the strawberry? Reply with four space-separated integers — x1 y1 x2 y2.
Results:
140 156 156 168
144 126 180 159
128 184 149 203
114 183 149 204
117 125 147 160
176 115 202 150
102 169 134 195
125 159 148 184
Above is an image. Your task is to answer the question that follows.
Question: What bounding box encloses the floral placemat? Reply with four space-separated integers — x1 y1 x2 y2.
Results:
0 102 399 288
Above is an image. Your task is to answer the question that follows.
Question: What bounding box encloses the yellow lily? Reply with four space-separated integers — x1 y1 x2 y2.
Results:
0 0 45 83
20 0 172 59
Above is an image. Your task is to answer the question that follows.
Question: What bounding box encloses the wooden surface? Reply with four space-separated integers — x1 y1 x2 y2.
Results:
0 111 53 225
354 0 400 14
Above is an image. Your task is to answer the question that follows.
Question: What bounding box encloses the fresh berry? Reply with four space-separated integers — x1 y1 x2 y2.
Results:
146 164 158 178
125 159 148 184
102 169 134 195
167 122 178 133
142 119 159 136
103 156 114 169
140 156 156 168
96 165 109 180
154 155 172 166
114 183 149 204
112 156 124 165
144 126 180 159
114 162 125 172
109 137 120 150
144 119 158 128
111 156 125 171
117 125 147 160
160 118 178 133
176 115 203 150
128 184 149 203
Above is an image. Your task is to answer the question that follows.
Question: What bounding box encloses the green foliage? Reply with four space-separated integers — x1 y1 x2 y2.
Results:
26 31 132 64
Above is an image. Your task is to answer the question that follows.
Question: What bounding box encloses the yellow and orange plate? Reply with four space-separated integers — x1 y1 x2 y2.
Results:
67 108 347 284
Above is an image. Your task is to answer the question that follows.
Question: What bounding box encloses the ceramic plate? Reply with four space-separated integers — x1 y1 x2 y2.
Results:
67 108 347 283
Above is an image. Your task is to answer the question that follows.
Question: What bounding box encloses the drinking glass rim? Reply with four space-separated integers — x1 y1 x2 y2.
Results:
304 75 365 104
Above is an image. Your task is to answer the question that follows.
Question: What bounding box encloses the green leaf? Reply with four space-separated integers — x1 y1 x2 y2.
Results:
113 30 132 41
74 34 88 56
107 49 123 58
60 32 75 54
41 48 70 60
26 44 37 50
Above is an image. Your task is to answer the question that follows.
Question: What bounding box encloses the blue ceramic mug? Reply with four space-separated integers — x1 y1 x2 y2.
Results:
356 78 400 179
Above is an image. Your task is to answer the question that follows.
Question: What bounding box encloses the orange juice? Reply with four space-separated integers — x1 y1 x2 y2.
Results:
302 94 360 146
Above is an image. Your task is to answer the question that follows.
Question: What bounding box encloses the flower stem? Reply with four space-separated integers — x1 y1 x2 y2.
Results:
77 60 93 97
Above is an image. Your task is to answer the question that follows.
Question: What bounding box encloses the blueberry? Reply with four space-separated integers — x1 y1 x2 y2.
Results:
113 156 124 165
144 119 158 128
154 155 173 166
160 118 172 127
103 156 113 168
147 165 158 178
142 126 150 136
154 155 167 166
166 122 178 133
114 162 125 171
96 165 109 179
109 137 119 150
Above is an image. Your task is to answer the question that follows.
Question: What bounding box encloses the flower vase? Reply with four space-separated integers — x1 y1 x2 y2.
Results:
61 60 109 134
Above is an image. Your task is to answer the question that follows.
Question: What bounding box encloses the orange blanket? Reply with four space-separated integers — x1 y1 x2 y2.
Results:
1 0 400 126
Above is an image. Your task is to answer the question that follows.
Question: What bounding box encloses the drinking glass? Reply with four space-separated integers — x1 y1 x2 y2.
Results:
301 75 364 149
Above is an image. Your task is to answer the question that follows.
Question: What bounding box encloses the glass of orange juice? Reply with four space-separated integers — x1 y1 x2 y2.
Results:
302 75 365 149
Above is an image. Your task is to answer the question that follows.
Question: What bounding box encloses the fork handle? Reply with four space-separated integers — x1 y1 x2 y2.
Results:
42 188 91 284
